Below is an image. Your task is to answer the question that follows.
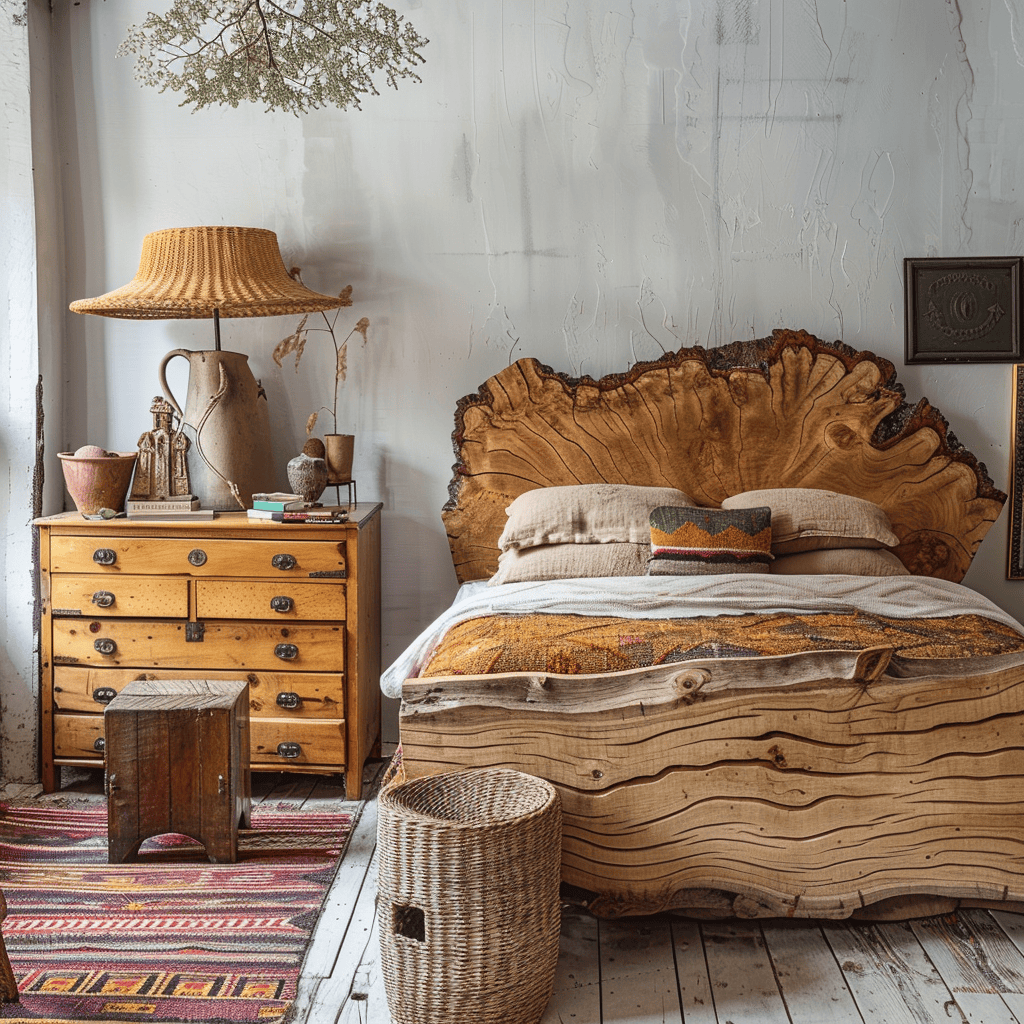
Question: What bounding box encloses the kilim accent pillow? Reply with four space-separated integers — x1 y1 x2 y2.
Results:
647 505 773 575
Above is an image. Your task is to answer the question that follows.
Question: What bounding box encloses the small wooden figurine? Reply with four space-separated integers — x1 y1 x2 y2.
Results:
130 396 194 502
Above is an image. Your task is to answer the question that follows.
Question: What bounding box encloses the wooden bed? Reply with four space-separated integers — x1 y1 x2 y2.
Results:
397 328 1024 920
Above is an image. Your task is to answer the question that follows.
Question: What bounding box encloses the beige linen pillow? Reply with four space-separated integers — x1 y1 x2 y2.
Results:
721 488 899 554
498 484 695 550
490 542 649 585
771 548 910 576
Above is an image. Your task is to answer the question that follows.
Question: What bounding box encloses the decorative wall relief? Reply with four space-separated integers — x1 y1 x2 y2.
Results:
905 257 1023 364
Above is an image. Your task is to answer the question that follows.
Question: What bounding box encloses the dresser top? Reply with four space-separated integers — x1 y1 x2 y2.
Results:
35 503 382 532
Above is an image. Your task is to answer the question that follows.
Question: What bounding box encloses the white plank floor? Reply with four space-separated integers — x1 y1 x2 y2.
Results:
25 767 1024 1024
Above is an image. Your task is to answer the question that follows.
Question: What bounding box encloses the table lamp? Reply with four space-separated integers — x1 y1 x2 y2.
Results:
70 226 347 510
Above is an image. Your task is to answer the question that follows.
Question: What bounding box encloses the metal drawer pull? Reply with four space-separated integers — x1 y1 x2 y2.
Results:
93 686 117 704
276 691 301 710
277 742 302 759
92 548 116 566
187 548 207 566
93 638 117 656
270 595 294 613
93 737 105 752
272 553 297 571
91 590 115 608
274 643 298 661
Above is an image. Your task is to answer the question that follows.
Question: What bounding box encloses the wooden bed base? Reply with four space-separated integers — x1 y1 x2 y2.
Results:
404 329 1021 920
401 647 1024 919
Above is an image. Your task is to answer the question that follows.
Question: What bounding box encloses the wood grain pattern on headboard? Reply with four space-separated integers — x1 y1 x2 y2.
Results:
443 328 1006 584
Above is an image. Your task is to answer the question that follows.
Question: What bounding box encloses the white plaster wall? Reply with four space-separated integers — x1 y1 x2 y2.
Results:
1 0 64 783
49 0 1024 744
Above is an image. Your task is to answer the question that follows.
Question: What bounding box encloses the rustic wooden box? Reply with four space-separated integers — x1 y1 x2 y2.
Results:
104 679 251 864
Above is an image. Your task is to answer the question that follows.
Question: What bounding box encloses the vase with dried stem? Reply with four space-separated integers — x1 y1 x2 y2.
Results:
273 270 368 484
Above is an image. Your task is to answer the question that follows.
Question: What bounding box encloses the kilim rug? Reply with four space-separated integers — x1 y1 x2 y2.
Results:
0 802 353 1023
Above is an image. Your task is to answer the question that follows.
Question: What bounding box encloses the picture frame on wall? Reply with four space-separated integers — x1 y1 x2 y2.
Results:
1010 364 1024 580
905 256 1024 364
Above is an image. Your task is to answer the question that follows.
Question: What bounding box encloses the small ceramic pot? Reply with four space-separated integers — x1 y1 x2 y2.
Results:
287 452 328 503
58 452 138 515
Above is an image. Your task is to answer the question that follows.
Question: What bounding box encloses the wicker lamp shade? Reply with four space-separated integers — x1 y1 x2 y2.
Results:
69 226 346 320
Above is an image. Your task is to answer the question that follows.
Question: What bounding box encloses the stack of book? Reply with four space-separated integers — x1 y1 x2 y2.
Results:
247 493 349 523
126 496 214 521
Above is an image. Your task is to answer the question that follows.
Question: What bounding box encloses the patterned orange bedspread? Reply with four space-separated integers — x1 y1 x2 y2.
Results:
421 611 1024 677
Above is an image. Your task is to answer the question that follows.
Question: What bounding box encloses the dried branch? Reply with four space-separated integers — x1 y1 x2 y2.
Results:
276 269 369 436
117 0 428 116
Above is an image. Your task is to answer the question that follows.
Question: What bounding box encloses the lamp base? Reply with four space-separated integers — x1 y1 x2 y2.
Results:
160 349 274 510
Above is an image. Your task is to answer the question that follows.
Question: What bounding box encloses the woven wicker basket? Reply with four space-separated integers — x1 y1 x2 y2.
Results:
377 768 562 1024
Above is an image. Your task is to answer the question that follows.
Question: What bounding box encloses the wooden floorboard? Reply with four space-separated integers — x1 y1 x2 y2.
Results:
700 919 792 1024
541 907 602 1024
671 917 717 1024
28 770 1024 1024
600 915 683 1022
761 920 864 1024
823 919 964 1024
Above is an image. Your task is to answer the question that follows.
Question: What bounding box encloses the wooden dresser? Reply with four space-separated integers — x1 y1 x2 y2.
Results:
35 504 381 799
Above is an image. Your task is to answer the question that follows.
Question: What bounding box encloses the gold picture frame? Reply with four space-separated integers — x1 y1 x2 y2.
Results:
1010 364 1024 579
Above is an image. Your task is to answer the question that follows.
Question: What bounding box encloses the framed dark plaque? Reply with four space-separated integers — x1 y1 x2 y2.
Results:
905 256 1023 363
1011 364 1024 579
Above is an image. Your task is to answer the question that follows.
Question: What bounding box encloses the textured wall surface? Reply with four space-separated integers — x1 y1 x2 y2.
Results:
2 0 66 783
46 0 1024 741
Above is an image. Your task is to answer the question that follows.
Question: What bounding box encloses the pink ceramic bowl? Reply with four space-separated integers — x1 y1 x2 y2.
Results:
58 452 138 515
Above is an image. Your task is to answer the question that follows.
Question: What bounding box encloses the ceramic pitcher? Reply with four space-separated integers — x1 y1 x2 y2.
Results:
159 349 273 510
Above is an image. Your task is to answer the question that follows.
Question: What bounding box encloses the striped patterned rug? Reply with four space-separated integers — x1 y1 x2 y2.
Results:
0 801 352 1022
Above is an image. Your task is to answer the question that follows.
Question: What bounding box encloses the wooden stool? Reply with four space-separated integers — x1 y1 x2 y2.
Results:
104 679 251 864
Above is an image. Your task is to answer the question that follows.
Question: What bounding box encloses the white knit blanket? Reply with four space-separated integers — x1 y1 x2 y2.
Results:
379 575 1024 698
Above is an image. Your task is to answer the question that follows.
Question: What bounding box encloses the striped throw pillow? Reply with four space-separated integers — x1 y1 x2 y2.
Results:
648 505 773 575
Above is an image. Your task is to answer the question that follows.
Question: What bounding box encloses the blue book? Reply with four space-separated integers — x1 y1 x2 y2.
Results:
251 492 308 511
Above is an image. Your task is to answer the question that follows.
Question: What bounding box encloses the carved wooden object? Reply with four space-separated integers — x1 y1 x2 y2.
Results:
104 679 251 864
443 329 1005 583
401 647 1024 919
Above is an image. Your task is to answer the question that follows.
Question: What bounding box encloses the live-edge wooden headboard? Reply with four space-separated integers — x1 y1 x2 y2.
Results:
442 328 1006 584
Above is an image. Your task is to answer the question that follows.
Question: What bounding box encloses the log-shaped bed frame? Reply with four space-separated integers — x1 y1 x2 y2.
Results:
400 329 1024 920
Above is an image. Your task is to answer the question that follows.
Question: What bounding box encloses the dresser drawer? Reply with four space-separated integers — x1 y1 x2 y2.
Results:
251 717 346 768
49 536 347 578
54 712 347 768
52 666 346 719
53 712 104 759
50 575 189 618
195 581 346 621
52 619 344 672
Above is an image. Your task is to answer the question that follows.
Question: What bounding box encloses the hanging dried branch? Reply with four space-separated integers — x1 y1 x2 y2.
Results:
117 0 428 116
